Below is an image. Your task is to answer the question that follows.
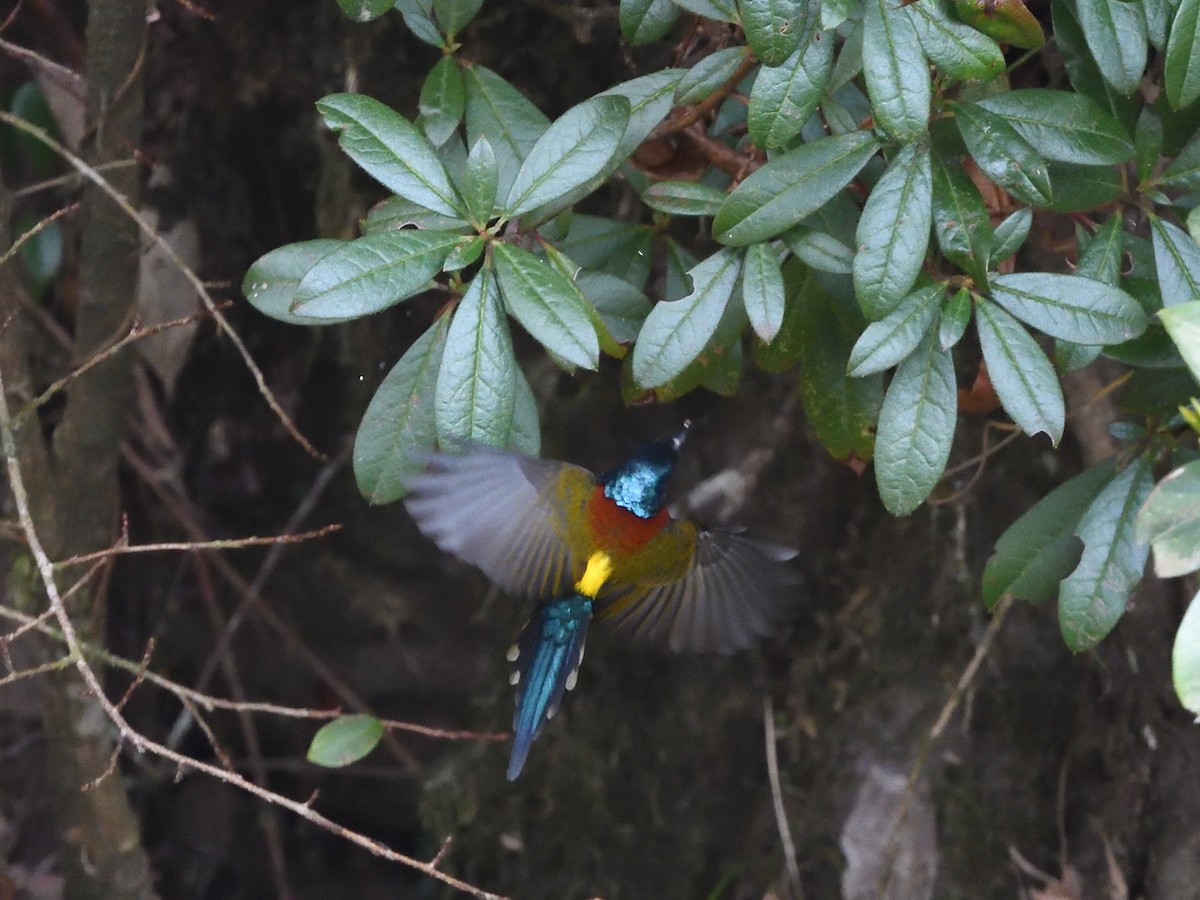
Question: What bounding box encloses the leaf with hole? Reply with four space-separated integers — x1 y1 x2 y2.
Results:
740 0 806 66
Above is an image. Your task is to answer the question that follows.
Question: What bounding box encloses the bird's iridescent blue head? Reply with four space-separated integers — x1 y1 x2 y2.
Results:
600 422 690 519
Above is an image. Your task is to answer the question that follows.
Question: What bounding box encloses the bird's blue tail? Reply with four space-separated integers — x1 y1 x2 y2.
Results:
507 594 592 780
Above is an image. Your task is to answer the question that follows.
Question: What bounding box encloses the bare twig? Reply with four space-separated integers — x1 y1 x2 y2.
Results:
0 203 78 269
763 694 803 899
0 108 325 460
54 523 342 569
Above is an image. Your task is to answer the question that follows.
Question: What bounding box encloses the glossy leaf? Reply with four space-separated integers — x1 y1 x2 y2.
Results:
862 0 931 141
395 0 443 46
558 215 655 286
1150 215 1200 307
642 181 726 216
632 247 743 387
307 715 385 767
435 268 517 446
742 241 787 341
290 231 459 320
976 90 1134 166
793 267 883 459
952 101 1051 206
906 0 1005 82
714 131 879 246
675 47 746 105
783 226 855 274
952 0 1044 49
317 93 463 216
939 287 972 350
990 272 1148 344
1059 455 1153 652
673 0 738 21
1159 301 1200 384
991 208 1033 264
1076 0 1148 96
599 69 685 158
432 0 483 36
847 283 942 377
577 271 652 344
510 366 541 456
975 300 1065 445
874 330 957 515
1158 130 1200 192
1174 589 1200 716
981 460 1115 610
1135 107 1164 183
620 0 681 45
243 240 345 325
504 96 631 219
419 56 465 147
748 28 835 150
462 137 499 225
1165 0 1200 109
1078 214 1125 286
1137 460 1200 578
1043 161 1122 213
853 142 933 318
443 236 485 272
740 0 805 66
361 196 469 234
492 243 600 370
354 316 450 504
464 65 550 201
931 153 991 281
1145 0 1175 49
337 0 394 22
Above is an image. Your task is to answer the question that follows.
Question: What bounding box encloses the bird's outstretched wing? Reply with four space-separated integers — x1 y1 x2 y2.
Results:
404 448 595 598
596 525 798 653
507 594 592 780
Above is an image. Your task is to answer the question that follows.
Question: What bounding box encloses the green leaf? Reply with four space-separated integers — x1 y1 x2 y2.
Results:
642 181 727 216
990 272 1149 344
317 93 463 216
981 460 1116 610
1159 301 1200 384
1145 0 1175 49
307 715 385 767
1166 0 1200 109
1159 129 1200 192
243 240 347 325
848 283 942 377
492 243 600 370
939 287 972 350
558 215 655 286
862 0 931 141
354 316 450 504
1174 589 1200 715
675 47 746 105
599 69 686 159
621 0 681 44
906 0 1005 82
822 0 854 30
510 366 541 455
337 0 393 22
443 236 485 272
462 137 499 225
748 28 835 150
632 247 743 387
1043 161 1122 213
290 230 460 320
975 90 1134 166
1137 460 1200 577
361 196 469 233
1077 214 1125 286
742 241 787 341
952 0 1044 49
504 96 631 219
1191 206 1200 246
1076 0 1148 96
673 0 738 22
577 271 652 344
1059 455 1153 652
991 208 1033 264
853 143 933 318
740 0 805 66
419 56 465 147
432 0 483 36
435 267 517 446
783 226 855 274
975 300 1065 444
874 329 957 515
952 101 1051 206
464 65 551 201
931 153 991 281
395 0 444 46
1150 215 1200 307
1135 107 1164 183
1051 0 1136 124
794 267 884 458
714 131 879 245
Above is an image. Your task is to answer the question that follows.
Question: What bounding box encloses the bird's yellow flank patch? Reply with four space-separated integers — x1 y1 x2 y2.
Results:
575 550 613 598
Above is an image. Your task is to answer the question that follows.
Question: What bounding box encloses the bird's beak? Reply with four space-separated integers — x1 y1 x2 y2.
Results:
672 419 692 450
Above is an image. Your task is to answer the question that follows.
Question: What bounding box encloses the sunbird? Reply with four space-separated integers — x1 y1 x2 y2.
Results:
405 425 798 779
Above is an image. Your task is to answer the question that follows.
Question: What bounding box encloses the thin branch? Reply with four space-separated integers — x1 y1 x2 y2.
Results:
0 203 78 269
53 524 343 569
0 109 325 460
763 694 803 899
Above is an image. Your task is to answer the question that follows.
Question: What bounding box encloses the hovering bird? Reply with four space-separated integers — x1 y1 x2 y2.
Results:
404 425 797 779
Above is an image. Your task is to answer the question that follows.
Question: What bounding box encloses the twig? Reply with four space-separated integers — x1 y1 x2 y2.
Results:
763 694 803 899
53 524 342 569
0 109 325 460
0 203 78 269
